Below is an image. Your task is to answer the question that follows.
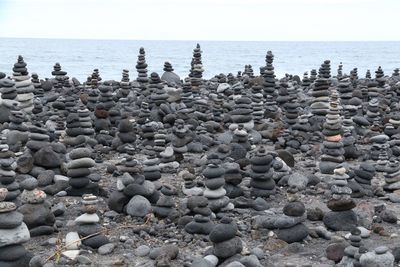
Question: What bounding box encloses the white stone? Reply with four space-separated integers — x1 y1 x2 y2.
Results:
54 175 69 183
65 232 81 250
0 222 30 248
357 226 371 238
116 178 125 191
74 213 99 224
182 186 203 196
62 250 80 260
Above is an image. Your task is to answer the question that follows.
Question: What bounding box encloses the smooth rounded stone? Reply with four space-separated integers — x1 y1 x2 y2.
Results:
185 220 214 235
326 242 347 263
65 231 81 250
0 222 30 248
67 158 95 169
29 225 54 236
276 223 308 243
149 244 179 260
82 235 109 249
205 178 225 190
67 168 91 178
69 148 93 160
204 255 219 266
18 203 55 228
16 153 33 174
33 146 61 168
126 195 151 217
253 197 270 211
124 183 151 197
69 177 90 188
74 213 100 224
0 252 32 267
225 262 245 267
253 214 306 229
98 243 115 255
369 135 390 144
0 211 23 228
135 245 151 257
213 236 243 259
204 187 226 199
108 191 129 213
359 249 394 267
209 221 237 243
380 210 398 223
77 223 102 237
375 246 389 255
327 198 356 211
239 254 263 267
323 210 358 231
20 178 38 190
0 244 27 261
37 170 55 187
283 202 305 217
287 173 308 190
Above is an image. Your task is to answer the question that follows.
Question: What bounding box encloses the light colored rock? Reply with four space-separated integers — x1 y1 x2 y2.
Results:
62 250 80 260
74 213 99 224
65 232 81 250
0 222 30 248
98 243 115 255
126 195 151 217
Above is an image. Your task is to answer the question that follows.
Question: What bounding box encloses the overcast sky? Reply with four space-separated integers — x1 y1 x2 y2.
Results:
0 0 398 41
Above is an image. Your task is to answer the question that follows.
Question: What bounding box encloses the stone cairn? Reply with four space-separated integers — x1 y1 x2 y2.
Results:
249 146 276 197
136 47 149 85
209 216 242 260
66 148 99 196
262 51 276 99
184 196 214 235
319 90 344 174
0 141 20 201
98 81 115 111
31 73 44 98
51 63 68 90
0 188 32 266
310 68 317 83
277 200 308 243
323 167 358 231
393 68 400 77
161 61 181 86
189 44 204 94
203 154 233 213
12 55 34 113
153 184 177 219
310 60 331 118
19 178 55 237
74 194 109 249
119 69 131 98
353 162 376 197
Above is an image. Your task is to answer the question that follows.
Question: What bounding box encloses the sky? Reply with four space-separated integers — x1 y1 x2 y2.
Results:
0 0 399 41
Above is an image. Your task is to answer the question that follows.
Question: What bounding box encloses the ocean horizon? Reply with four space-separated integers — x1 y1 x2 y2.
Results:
1 38 399 82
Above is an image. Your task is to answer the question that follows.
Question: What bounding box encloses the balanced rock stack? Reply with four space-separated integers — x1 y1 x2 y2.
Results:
143 155 161 182
249 146 276 197
75 194 109 249
230 95 253 129
302 72 311 88
262 51 277 99
203 154 233 212
341 228 363 265
181 79 194 108
0 188 32 266
209 217 242 260
161 62 181 86
112 117 137 153
31 73 44 98
338 77 353 105
375 66 385 87
119 69 131 98
189 44 204 92
366 98 381 124
369 134 390 163
0 78 19 123
310 60 331 117
66 148 99 196
65 106 95 138
12 55 34 113
383 158 400 192
18 179 55 236
319 91 344 174
353 162 375 196
223 157 243 198
323 167 358 231
184 196 214 235
393 68 400 77
86 88 99 111
277 201 308 243
0 142 20 201
149 72 168 108
310 68 317 83
98 81 115 111
153 184 177 219
51 63 68 90
136 47 149 84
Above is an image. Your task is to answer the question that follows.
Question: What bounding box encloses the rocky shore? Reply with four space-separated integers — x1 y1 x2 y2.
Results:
0 45 400 267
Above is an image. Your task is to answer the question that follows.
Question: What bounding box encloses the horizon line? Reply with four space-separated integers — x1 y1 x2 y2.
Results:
1 36 400 43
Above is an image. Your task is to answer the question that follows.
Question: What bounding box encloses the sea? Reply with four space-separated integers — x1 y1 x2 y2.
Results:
0 38 399 82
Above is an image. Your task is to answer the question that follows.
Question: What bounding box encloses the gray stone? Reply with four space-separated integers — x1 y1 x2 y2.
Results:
287 173 308 190
213 236 243 259
126 195 152 217
135 245 151 257
98 243 115 255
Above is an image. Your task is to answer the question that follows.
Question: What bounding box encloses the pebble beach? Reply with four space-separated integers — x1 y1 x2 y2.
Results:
0 44 400 267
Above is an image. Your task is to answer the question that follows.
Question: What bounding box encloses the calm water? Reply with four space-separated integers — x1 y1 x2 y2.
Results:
0 38 399 81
